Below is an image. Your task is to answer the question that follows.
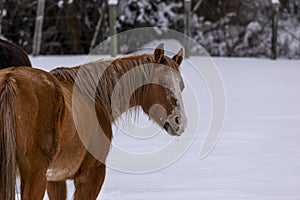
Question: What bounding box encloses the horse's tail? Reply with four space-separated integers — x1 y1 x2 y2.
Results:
0 74 17 200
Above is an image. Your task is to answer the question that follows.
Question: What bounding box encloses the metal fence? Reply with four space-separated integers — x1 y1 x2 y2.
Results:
1 0 299 59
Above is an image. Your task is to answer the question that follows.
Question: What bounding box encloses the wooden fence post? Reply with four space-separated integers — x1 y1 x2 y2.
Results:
32 0 45 56
271 0 280 60
184 0 191 58
89 3 107 51
109 0 118 57
0 4 6 36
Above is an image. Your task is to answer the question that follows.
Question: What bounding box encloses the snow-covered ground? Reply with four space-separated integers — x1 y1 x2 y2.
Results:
23 56 300 199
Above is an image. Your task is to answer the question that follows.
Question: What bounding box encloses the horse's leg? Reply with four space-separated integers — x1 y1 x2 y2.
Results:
20 175 46 200
73 154 106 200
73 96 112 200
47 181 67 200
18 159 48 200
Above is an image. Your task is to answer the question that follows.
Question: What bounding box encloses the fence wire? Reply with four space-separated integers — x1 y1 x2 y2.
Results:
0 1 299 58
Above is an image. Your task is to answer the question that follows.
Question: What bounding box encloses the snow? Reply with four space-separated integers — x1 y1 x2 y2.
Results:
0 9 7 17
244 22 262 46
57 0 64 8
271 0 280 4
21 56 300 199
108 0 118 5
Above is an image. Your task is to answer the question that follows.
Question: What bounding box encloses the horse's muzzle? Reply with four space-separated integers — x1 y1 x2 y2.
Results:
164 109 187 136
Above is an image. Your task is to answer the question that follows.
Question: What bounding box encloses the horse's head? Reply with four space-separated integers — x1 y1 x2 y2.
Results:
141 43 187 136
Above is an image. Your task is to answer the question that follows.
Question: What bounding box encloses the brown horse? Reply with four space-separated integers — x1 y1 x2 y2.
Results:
0 39 32 69
0 43 186 200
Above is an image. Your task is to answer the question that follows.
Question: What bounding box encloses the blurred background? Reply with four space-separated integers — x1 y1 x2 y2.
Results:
0 0 299 58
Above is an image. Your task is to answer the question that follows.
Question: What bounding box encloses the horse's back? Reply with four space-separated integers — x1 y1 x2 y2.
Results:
0 39 32 69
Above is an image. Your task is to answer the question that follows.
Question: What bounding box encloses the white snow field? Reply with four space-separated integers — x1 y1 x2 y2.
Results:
17 56 300 199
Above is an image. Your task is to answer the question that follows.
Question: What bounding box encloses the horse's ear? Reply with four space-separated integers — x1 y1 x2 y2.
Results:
154 43 164 63
172 48 184 66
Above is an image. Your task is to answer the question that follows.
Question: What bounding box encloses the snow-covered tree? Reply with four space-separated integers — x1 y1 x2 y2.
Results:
0 0 299 57
117 0 183 31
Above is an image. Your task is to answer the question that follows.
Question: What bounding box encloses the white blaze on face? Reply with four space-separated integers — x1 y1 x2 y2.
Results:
168 70 187 134
156 66 187 135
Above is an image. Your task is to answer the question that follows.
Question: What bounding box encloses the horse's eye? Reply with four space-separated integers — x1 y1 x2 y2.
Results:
159 79 167 86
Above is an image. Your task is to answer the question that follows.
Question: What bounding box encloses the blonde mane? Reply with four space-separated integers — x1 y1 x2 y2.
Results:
51 54 179 121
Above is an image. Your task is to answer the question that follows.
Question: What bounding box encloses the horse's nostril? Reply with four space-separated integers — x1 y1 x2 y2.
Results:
175 116 180 124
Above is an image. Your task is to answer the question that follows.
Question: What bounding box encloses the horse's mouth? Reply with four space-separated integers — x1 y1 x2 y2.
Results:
164 122 180 136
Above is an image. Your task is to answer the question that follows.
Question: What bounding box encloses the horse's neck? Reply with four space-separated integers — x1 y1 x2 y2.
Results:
97 56 151 122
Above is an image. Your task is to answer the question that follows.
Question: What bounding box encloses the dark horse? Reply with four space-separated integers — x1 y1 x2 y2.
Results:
0 44 186 199
0 38 31 69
